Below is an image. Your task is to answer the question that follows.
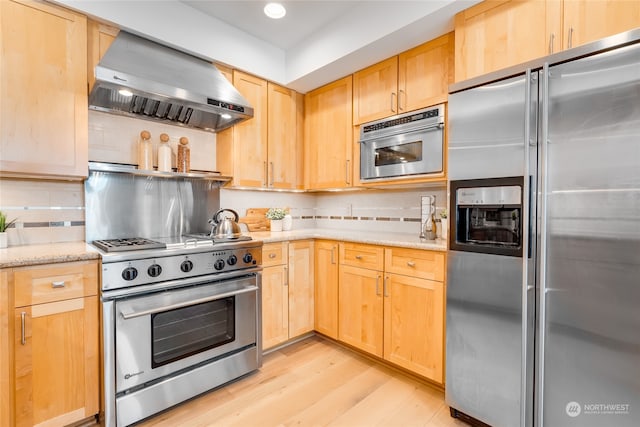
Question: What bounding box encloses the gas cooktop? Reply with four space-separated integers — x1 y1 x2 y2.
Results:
92 237 166 252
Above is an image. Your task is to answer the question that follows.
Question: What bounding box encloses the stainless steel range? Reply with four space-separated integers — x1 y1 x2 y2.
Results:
84 165 263 426
99 238 262 427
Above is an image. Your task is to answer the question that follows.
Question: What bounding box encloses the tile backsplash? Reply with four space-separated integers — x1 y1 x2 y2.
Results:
221 186 447 235
0 179 85 246
0 179 447 246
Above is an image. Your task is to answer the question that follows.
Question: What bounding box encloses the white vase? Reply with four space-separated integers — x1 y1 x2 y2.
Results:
0 232 7 249
441 218 448 240
282 214 293 231
270 219 283 232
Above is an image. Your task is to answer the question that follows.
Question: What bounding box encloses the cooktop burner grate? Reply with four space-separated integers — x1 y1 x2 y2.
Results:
92 237 167 252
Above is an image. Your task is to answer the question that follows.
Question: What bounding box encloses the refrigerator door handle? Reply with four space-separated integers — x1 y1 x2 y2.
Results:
536 63 551 427
521 69 532 427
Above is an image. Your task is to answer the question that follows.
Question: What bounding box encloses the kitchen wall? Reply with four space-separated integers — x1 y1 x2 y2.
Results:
0 108 447 245
89 111 217 172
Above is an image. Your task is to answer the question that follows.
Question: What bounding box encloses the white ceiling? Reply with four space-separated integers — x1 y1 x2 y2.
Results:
182 1 361 51
55 0 482 92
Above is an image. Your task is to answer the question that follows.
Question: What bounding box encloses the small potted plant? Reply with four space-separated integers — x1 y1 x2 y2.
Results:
266 208 287 232
439 209 448 240
0 210 17 249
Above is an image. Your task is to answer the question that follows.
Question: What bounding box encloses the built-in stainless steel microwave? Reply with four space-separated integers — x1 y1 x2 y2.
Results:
359 104 444 181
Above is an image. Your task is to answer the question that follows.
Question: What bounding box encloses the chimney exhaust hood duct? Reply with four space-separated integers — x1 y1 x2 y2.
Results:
89 31 253 133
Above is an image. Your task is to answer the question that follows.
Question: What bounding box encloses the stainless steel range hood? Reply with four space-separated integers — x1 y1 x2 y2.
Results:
89 31 253 133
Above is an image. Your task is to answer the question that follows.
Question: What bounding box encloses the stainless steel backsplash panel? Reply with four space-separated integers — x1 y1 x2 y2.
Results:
85 171 219 242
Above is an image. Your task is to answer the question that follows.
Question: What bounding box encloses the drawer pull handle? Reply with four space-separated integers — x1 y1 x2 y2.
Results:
407 261 416 268
375 276 381 296
269 253 276 259
21 312 26 345
384 276 389 298
355 255 363 260
51 281 66 288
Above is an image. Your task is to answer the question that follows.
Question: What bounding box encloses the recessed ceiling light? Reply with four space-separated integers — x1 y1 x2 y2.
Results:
264 2 286 19
118 89 133 97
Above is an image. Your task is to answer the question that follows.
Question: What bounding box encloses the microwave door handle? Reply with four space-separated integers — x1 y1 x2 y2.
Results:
118 285 259 320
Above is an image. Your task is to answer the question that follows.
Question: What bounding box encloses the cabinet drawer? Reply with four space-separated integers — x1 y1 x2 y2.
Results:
339 243 384 271
384 247 445 282
14 261 99 308
262 242 288 267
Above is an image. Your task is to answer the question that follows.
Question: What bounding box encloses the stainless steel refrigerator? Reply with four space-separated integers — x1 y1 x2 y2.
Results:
446 30 640 427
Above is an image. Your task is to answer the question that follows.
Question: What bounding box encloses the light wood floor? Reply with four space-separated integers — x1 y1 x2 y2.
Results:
138 335 468 427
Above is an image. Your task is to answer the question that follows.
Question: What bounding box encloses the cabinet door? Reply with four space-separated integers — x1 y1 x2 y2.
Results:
14 296 99 427
0 0 88 179
398 33 453 112
304 76 353 190
353 57 398 124
383 274 444 383
454 0 562 82
231 71 268 188
562 0 640 50
288 240 314 337
87 20 119 91
262 265 289 349
338 265 383 357
314 241 339 338
268 83 299 189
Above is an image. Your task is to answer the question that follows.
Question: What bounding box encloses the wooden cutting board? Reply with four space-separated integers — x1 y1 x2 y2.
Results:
239 208 270 231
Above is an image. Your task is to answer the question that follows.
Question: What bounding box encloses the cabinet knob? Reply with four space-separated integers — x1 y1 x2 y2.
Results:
269 253 276 259
355 255 363 260
407 261 416 268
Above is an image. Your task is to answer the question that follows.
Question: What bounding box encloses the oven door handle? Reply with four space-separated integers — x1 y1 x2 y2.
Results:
118 285 259 320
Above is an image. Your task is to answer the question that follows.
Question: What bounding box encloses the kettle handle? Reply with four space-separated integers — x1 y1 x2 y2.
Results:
213 209 239 224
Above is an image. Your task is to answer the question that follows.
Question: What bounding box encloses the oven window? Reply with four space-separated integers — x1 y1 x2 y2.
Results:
151 297 235 368
374 140 422 166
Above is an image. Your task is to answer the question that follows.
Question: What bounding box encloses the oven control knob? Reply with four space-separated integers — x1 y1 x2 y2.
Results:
180 260 194 272
122 267 138 281
227 255 237 266
214 259 226 270
147 264 162 277
243 253 253 264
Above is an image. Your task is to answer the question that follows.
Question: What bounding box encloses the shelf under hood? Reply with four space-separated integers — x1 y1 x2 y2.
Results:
89 31 253 133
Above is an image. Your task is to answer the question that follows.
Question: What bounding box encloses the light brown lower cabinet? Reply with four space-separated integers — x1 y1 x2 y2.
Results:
262 240 314 350
314 240 339 339
337 243 445 384
383 273 444 382
1 260 100 427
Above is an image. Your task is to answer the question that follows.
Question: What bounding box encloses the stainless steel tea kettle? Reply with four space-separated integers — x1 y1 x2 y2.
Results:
209 209 243 239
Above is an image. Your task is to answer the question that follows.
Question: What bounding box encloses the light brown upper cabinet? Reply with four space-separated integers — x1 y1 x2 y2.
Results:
0 0 88 179
267 83 302 189
217 73 303 189
455 0 562 82
87 20 119 91
353 33 453 125
304 76 353 190
217 71 268 188
561 0 640 50
455 0 640 82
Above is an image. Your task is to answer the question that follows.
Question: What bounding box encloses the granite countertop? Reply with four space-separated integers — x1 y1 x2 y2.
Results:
0 242 101 269
247 228 447 251
0 229 446 268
